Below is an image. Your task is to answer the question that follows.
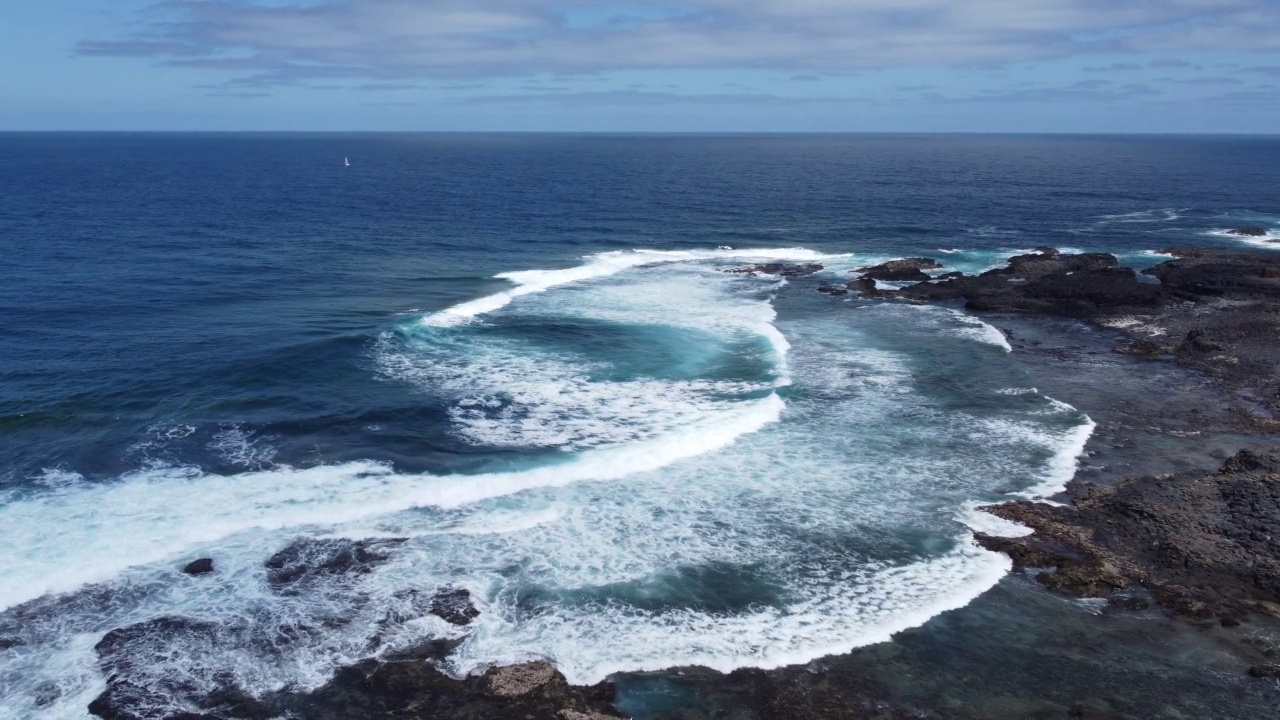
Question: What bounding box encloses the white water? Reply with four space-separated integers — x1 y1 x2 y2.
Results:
1207 227 1280 249
0 248 1094 718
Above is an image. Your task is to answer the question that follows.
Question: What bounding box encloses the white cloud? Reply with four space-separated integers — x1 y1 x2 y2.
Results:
79 0 1280 85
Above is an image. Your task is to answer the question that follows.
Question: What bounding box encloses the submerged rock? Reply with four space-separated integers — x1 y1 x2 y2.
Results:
182 558 214 576
728 263 824 277
846 277 879 296
290 659 624 720
1228 227 1268 237
854 257 942 281
1115 340 1164 356
1248 663 1280 679
264 537 404 593
89 616 276 720
428 587 480 626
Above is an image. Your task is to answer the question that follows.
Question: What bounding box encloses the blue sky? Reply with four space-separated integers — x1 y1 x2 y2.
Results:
2 0 1278 132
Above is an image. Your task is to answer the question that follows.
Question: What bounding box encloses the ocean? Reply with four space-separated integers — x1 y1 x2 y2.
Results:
1 133 1278 718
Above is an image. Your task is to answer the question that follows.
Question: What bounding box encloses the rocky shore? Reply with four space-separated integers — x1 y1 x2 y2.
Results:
77 246 1280 719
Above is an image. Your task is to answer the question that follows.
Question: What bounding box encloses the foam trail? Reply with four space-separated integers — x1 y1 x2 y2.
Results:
0 394 784 612
957 500 1034 538
422 248 845 326
944 309 1012 352
450 544 1012 685
1206 228 1280 249
1010 398 1096 502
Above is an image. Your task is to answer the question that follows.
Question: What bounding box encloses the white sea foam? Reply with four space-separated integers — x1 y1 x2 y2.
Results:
1094 208 1186 223
943 309 1012 352
421 247 845 327
446 544 1012 685
210 425 278 468
0 244 1101 718
965 226 1020 237
1206 228 1280 249
891 305 1012 352
957 501 1034 538
0 393 784 613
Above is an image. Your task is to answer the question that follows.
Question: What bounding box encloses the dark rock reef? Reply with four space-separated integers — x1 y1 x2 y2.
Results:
264 537 405 593
182 558 214 576
1227 227 1268 237
290 660 624 720
975 450 1280 624
853 257 943 282
845 246 1280 414
853 248 1159 318
428 587 481 626
729 263 824 277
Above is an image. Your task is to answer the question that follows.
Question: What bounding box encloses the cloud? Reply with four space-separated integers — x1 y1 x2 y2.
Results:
1165 76 1244 86
77 0 1280 87
203 91 271 98
788 74 821 82
1196 88 1280 104
1083 63 1142 72
961 80 1161 103
457 90 865 106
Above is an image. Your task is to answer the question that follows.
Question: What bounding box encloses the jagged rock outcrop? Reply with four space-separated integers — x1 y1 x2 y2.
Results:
729 263 824 277
853 257 942 282
975 450 1280 624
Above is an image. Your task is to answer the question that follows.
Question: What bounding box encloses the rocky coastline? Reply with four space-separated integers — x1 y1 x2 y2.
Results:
77 246 1280 719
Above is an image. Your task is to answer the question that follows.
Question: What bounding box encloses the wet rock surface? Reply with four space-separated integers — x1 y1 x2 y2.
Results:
182 558 214 576
853 257 943 282
728 263 824 277
89 616 276 720
975 450 1280 623
428 587 481 626
852 247 1280 415
264 537 404 593
1228 227 1268 237
864 249 1158 318
84 246 1280 719
290 660 624 720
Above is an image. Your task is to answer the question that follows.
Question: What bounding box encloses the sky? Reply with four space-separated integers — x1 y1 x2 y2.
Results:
2 0 1278 132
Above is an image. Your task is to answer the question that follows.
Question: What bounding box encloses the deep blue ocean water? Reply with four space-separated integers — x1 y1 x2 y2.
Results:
1 133 1278 718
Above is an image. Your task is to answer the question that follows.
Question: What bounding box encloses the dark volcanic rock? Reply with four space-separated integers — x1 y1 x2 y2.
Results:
729 263 824 277
182 558 214 576
975 450 1280 622
854 257 942 281
0 636 22 650
291 659 624 720
833 247 1280 412
1115 340 1164 356
846 277 879 296
1143 248 1280 298
816 284 848 295
878 252 1153 318
89 616 276 720
264 537 404 593
1228 227 1268 237
1003 251 1117 280
428 587 480 626
1248 664 1280 679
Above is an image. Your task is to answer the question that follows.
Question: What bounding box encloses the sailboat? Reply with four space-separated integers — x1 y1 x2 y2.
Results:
344 157 350 167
